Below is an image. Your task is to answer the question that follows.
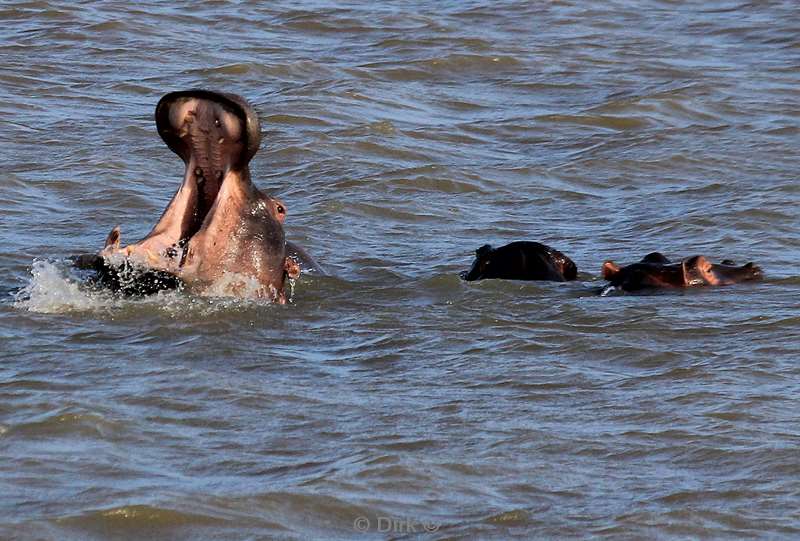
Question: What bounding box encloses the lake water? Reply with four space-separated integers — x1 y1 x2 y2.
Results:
1 1 799 539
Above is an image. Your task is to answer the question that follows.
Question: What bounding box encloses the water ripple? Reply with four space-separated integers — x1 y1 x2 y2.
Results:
1 0 799 539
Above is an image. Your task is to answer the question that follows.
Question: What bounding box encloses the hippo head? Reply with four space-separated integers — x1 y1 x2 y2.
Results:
459 241 578 282
602 253 763 292
100 90 296 302
681 256 763 286
459 244 493 281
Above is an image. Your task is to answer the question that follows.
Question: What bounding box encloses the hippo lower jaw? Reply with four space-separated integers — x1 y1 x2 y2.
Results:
98 90 294 302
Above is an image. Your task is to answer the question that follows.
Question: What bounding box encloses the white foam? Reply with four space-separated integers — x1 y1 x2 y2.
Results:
14 260 108 314
600 284 619 297
286 277 296 303
14 260 292 315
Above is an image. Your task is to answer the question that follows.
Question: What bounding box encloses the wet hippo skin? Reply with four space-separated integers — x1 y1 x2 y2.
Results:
460 241 578 282
71 253 183 296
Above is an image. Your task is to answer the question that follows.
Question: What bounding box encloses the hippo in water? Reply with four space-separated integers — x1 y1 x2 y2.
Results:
601 252 762 293
87 89 311 302
460 241 578 282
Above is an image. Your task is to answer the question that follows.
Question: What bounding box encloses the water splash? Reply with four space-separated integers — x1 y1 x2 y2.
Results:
13 260 110 314
600 284 619 297
14 260 293 316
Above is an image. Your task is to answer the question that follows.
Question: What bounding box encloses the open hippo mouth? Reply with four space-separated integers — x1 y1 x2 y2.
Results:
151 89 280 258
86 89 296 300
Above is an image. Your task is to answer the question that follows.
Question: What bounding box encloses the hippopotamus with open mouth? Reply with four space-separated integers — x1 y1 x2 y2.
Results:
460 241 578 282
81 89 308 302
601 252 762 294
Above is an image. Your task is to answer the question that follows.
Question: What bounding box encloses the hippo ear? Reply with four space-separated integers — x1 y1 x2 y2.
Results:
682 255 712 286
476 244 492 257
104 226 121 250
602 261 620 280
155 89 262 168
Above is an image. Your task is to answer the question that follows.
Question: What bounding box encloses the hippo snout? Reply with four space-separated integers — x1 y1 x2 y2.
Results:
746 262 763 279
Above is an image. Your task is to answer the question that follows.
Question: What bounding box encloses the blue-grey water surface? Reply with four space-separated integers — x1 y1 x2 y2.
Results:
1 1 799 539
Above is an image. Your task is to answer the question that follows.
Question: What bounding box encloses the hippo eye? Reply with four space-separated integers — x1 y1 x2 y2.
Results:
276 203 285 214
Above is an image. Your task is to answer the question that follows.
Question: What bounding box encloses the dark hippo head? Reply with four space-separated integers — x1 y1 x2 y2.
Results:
602 253 762 292
460 241 577 282
99 89 296 302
